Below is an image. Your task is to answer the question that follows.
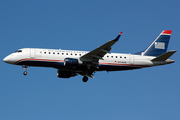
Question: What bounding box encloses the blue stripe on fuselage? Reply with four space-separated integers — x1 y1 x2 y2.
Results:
16 60 142 71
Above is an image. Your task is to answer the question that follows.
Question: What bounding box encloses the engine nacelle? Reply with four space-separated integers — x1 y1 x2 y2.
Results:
64 58 80 66
57 69 77 78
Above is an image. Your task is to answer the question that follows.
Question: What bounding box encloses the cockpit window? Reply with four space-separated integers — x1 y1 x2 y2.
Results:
15 50 22 53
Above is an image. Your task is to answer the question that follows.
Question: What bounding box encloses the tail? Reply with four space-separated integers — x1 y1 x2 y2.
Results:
151 50 176 61
142 30 172 56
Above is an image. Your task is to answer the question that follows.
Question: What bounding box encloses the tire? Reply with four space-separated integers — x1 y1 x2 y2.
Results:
23 71 27 75
82 76 88 82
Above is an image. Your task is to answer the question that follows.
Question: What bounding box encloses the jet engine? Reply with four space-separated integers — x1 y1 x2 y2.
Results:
64 58 82 66
57 69 77 78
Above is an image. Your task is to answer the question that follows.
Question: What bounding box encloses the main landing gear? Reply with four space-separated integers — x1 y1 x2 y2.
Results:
22 65 28 75
82 76 88 82
81 70 94 82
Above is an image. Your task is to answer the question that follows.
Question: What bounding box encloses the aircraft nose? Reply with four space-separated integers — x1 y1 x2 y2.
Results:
3 56 10 63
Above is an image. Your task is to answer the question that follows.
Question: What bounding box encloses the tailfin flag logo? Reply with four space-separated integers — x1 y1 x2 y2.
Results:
155 42 165 49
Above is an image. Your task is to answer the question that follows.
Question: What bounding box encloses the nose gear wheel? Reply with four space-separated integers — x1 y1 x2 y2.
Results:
22 65 28 76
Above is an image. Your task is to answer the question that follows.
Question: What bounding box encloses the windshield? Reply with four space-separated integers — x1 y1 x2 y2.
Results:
14 50 22 53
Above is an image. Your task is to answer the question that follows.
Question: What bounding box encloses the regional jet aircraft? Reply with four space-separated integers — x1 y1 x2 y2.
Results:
3 30 176 82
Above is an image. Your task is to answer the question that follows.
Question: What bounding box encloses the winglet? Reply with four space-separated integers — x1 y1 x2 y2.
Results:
114 31 123 41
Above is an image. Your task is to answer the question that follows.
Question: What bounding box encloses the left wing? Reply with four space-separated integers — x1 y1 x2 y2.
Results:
80 32 123 66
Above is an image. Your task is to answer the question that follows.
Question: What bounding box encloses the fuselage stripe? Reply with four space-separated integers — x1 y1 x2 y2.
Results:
14 58 64 65
14 58 150 68
99 62 150 67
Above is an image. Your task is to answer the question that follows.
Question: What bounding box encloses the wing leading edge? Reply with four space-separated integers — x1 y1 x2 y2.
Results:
80 32 123 64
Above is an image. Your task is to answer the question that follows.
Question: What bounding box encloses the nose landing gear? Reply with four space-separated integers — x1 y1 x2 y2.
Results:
22 65 28 75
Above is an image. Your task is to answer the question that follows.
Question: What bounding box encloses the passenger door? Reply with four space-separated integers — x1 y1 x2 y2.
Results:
30 48 36 58
129 54 134 64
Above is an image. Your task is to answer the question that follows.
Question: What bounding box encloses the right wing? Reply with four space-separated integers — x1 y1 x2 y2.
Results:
80 32 123 65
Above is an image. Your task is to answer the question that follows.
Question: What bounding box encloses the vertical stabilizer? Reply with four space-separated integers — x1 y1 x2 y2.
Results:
143 30 172 56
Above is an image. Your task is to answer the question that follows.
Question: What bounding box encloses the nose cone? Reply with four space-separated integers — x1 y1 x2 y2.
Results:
3 56 10 63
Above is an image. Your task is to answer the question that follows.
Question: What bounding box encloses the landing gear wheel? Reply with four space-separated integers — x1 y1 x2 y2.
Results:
22 65 28 76
23 71 27 75
82 76 88 82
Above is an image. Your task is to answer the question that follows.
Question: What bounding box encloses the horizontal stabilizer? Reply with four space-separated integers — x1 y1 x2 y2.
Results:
151 50 177 61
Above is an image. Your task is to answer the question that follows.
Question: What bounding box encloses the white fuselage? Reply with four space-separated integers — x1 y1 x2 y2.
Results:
3 48 173 72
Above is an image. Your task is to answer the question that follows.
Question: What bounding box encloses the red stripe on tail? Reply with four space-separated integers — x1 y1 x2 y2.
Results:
162 30 172 35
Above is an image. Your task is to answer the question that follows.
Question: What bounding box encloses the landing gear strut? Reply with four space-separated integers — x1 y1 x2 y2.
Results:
82 76 88 82
22 65 28 75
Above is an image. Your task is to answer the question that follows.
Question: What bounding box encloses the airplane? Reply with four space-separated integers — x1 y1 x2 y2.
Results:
3 30 176 82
